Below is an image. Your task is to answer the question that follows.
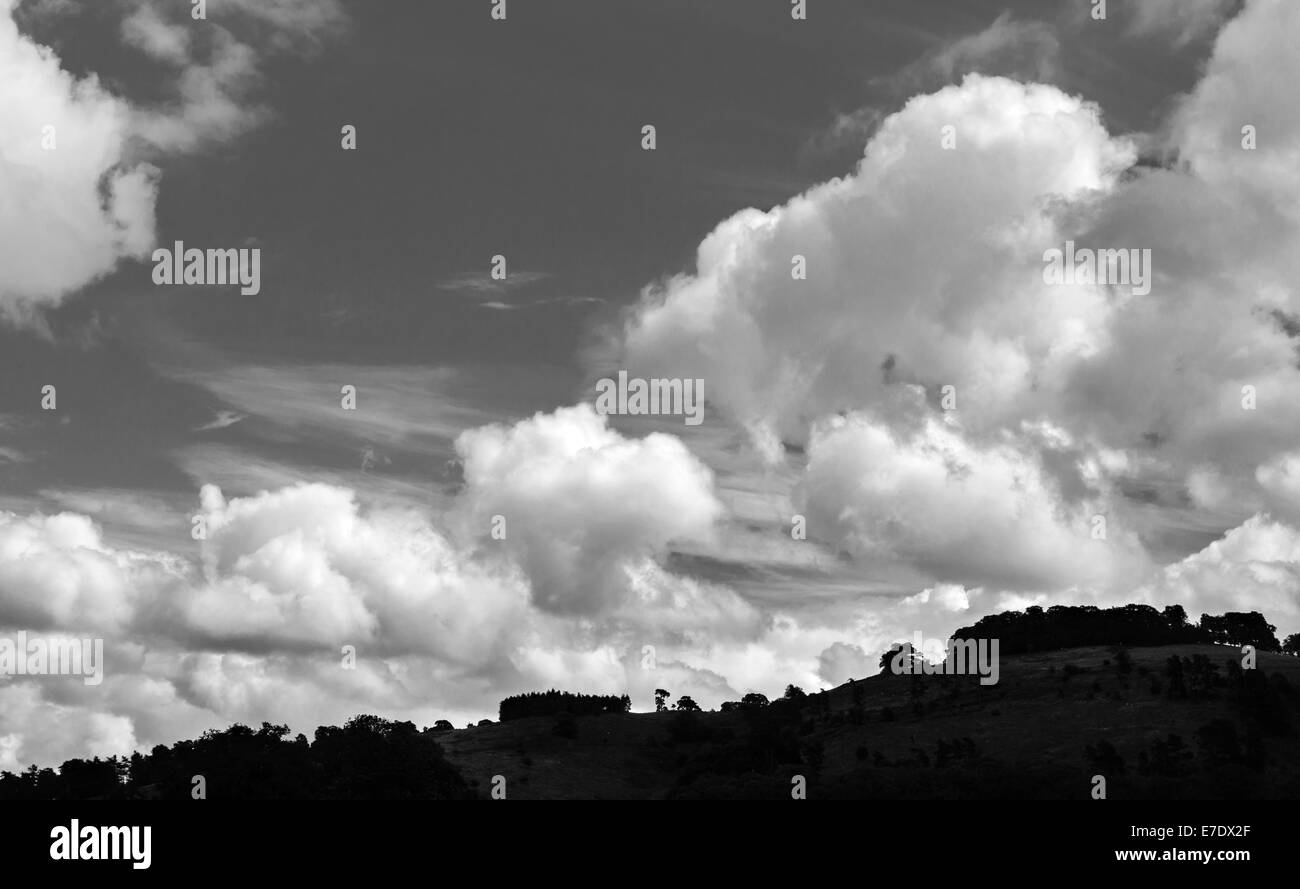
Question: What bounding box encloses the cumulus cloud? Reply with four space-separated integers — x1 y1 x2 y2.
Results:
0 0 351 320
816 641 875 686
618 74 1135 459
1137 514 1300 635
801 411 1150 593
0 0 159 319
0 510 182 632
615 0 1300 613
177 483 531 666
0 684 136 772
455 404 726 616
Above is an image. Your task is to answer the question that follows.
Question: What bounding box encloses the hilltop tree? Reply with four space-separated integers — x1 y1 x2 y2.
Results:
1199 612 1281 651
878 642 924 676
674 696 701 712
498 690 630 721
654 689 670 712
1163 604 1188 630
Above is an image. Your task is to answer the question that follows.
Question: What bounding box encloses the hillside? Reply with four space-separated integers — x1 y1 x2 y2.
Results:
438 644 1300 800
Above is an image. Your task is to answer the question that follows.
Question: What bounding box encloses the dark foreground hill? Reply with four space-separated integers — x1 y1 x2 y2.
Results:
438 644 1300 800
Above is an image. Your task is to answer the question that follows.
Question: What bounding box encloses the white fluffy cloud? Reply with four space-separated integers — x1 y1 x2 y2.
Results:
178 482 531 667
0 0 158 318
615 0 1300 613
1137 514 1300 635
455 404 726 615
0 0 352 319
619 74 1135 458
0 684 136 772
0 510 181 632
801 411 1150 593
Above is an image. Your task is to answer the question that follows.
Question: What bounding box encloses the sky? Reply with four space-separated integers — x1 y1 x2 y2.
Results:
2 0 1299 768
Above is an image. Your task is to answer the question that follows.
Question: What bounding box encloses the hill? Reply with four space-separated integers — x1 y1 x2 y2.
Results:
438 644 1300 799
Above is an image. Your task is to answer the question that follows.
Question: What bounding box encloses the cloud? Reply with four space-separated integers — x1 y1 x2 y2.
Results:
614 0 1300 609
0 0 351 320
900 11 1061 88
0 0 159 319
455 404 727 615
0 509 183 632
194 410 245 432
1126 0 1240 45
437 270 552 296
617 74 1135 460
0 684 136 773
806 12 1062 160
5 0 1300 772
801 411 1150 593
816 641 875 686
1137 514 1300 636
121 0 350 152
177 483 531 666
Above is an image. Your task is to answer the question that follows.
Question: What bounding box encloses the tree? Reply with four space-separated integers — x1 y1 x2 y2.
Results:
878 642 923 676
1200 612 1281 650
674 695 701 712
431 720 454 732
783 685 807 702
1282 633 1300 656
654 689 670 712
740 692 769 710
1163 604 1188 630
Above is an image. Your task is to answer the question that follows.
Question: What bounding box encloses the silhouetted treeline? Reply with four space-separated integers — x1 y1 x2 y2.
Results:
0 715 473 801
951 604 1281 655
498 689 631 721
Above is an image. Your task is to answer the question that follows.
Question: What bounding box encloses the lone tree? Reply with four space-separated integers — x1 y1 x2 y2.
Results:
654 689 670 712
1283 633 1300 656
674 695 701 712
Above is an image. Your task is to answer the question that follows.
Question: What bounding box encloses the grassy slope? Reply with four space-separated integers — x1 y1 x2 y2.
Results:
437 644 1300 800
